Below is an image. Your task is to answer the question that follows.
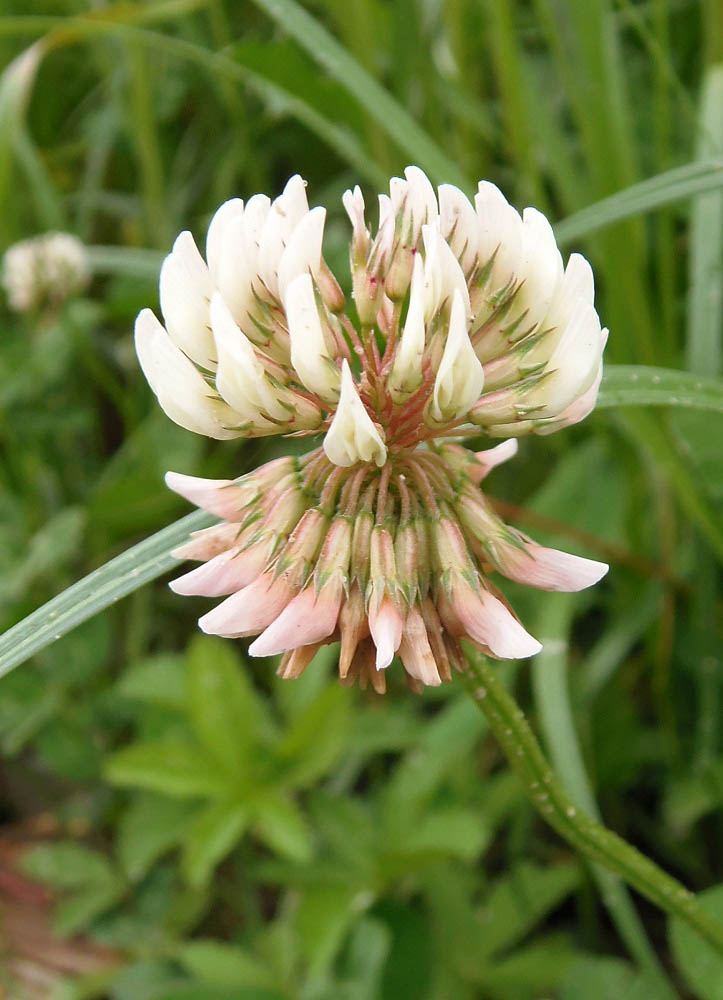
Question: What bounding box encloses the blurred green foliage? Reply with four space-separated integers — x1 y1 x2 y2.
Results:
0 0 722 997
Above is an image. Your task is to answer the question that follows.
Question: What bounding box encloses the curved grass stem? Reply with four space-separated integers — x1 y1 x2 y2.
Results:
460 646 723 957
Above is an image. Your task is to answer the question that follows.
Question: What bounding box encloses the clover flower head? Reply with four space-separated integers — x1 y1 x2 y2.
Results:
136 168 608 692
2 232 90 313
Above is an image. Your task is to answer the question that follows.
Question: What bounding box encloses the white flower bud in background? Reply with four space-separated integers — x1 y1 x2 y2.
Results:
2 232 90 313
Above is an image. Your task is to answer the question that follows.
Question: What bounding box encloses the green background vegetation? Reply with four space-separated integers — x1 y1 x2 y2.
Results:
0 0 722 997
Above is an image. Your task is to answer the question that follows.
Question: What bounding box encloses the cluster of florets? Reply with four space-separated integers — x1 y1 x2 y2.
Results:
135 167 608 691
2 232 90 313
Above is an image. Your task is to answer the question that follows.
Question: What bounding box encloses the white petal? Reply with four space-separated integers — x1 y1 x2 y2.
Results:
389 253 425 397
257 175 309 299
431 289 484 421
532 302 603 416
159 231 215 368
422 224 470 322
277 206 326 301
439 183 478 273
475 181 523 286
214 195 269 329
511 207 564 331
135 309 241 439
209 293 285 421
284 273 340 403
405 166 438 232
205 198 244 282
324 360 387 467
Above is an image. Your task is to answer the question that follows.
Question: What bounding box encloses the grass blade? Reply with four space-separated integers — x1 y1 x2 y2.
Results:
687 65 723 376
555 159 723 244
0 511 212 681
598 366 723 413
246 0 472 190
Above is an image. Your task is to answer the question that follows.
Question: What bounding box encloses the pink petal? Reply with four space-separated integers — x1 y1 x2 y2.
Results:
169 544 269 596
398 605 441 687
171 522 241 560
451 576 541 659
198 572 297 638
165 471 248 520
368 593 404 670
248 579 343 657
494 540 608 592
469 439 519 482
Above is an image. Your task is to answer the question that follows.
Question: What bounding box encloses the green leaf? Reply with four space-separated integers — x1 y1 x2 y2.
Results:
105 740 229 799
117 793 196 881
186 635 264 774
476 861 582 958
247 0 471 189
670 884 723 1000
116 654 188 712
274 684 352 788
295 883 369 978
401 806 490 862
560 956 681 1000
53 877 125 938
555 158 723 245
254 791 313 862
181 800 249 888
176 940 275 990
686 66 723 376
598 366 723 413
21 842 114 890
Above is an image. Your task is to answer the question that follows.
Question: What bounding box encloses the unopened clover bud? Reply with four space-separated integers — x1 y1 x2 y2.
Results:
324 361 387 468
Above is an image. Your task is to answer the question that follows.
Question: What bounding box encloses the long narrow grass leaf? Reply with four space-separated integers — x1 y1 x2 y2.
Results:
598 366 723 413
555 159 723 244
0 511 212 681
245 0 472 190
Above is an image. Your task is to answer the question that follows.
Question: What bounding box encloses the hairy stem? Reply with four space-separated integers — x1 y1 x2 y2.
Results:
460 647 723 955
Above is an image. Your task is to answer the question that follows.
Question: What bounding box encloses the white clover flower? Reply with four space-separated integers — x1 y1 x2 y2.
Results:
136 168 608 692
2 232 89 313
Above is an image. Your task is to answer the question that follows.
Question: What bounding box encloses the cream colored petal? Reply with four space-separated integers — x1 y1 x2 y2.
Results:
431 289 484 421
389 252 425 397
438 183 478 273
284 273 340 403
323 360 387 467
209 293 286 421
135 309 241 439
277 206 326 301
159 231 215 368
205 198 244 282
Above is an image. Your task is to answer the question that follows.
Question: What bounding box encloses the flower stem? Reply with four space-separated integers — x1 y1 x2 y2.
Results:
460 647 723 956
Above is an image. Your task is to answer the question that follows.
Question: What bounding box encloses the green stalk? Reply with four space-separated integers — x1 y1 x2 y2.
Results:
460 647 723 956
531 596 676 995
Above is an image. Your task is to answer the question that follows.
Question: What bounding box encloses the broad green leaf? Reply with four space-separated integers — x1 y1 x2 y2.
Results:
116 654 188 712
598 366 723 413
117 793 196 880
53 877 126 938
186 636 264 774
295 883 370 978
253 791 313 862
180 799 249 888
273 684 352 788
560 957 669 1000
21 842 115 890
177 940 276 990
401 806 490 862
555 159 723 245
105 740 229 799
670 884 723 1000
476 861 582 958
